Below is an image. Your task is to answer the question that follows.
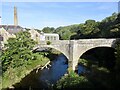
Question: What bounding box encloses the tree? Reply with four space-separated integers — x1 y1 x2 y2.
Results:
42 27 55 33
55 71 93 89
99 12 118 38
1 31 37 72
115 40 120 73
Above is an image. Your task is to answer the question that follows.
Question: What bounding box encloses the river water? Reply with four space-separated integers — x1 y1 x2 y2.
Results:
14 54 85 89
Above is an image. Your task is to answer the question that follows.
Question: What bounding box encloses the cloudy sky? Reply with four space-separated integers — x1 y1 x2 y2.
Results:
1 1 119 29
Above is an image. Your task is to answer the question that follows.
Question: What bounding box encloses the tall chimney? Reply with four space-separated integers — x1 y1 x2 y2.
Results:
14 6 18 26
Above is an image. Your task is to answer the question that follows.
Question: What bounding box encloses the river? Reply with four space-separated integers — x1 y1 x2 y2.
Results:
14 54 85 89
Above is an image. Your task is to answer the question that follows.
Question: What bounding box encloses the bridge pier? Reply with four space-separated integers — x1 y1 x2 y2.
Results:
69 41 79 71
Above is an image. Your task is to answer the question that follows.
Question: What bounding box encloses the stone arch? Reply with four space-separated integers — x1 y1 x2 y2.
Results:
77 44 114 61
78 46 116 71
33 45 69 60
81 46 115 58
77 46 115 67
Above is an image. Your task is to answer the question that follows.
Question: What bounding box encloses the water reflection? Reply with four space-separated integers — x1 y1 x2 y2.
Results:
14 54 85 89
38 54 68 87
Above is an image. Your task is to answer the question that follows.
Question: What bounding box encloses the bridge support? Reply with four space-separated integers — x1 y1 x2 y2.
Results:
69 41 79 71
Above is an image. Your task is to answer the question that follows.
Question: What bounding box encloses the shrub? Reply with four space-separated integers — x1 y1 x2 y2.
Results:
46 41 51 45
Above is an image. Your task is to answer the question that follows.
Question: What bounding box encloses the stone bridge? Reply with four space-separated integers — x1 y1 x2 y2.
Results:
34 39 118 71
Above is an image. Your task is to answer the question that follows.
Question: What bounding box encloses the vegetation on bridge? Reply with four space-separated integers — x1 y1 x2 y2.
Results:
0 31 49 89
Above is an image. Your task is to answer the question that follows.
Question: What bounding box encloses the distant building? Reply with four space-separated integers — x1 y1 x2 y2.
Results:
0 25 23 43
28 28 40 42
40 31 45 41
0 25 23 34
0 35 3 50
44 33 59 41
40 31 59 41
0 27 16 43
0 35 3 41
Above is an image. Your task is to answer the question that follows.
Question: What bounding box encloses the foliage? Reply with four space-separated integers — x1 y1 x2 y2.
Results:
39 13 120 40
79 59 92 67
42 27 55 33
1 31 37 72
0 31 50 89
114 39 120 87
55 26 76 40
55 72 93 89
46 41 51 45
115 40 120 74
99 12 118 38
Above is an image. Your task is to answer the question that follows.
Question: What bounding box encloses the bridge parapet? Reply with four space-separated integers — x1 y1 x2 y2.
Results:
76 39 116 44
38 39 116 45
38 40 70 45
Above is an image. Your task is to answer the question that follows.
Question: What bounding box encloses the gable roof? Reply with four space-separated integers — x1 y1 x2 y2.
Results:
0 25 23 34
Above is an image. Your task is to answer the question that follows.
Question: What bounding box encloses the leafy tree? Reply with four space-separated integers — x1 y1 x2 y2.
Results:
99 12 118 38
114 39 120 87
55 71 93 89
42 27 55 33
1 31 37 72
115 40 120 73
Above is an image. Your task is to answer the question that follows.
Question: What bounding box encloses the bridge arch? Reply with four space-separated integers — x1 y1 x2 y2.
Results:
80 46 115 59
77 43 115 61
33 45 69 60
78 46 116 71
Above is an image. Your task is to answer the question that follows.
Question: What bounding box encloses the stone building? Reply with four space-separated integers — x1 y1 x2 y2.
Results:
44 33 59 41
0 25 23 34
40 31 59 41
0 35 3 50
28 28 40 42
28 29 59 41
0 27 16 43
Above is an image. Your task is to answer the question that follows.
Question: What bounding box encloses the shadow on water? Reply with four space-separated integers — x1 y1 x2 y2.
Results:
13 54 68 89
13 54 85 90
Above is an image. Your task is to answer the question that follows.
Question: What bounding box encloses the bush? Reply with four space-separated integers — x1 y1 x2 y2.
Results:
46 41 51 45
55 72 93 89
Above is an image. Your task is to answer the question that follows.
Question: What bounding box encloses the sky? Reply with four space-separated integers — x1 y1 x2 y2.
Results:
1 2 119 29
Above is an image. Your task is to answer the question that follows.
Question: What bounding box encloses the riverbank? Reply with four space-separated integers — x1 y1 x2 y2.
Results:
2 55 49 89
0 61 2 90
12 54 68 89
2 49 61 89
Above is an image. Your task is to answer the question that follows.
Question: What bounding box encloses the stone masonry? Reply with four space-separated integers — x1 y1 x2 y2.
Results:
34 39 117 71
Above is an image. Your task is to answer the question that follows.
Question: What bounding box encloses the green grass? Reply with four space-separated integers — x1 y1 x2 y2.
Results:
2 56 49 89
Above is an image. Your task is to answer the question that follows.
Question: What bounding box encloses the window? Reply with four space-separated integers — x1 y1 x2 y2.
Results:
54 37 56 40
47 36 49 40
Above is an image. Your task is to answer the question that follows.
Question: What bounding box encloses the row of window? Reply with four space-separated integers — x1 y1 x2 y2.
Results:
45 36 59 40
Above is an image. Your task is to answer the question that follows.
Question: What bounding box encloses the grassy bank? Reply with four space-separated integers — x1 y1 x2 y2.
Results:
0 62 2 90
2 54 49 89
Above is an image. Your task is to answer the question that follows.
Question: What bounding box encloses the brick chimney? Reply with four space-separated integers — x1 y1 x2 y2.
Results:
14 6 18 26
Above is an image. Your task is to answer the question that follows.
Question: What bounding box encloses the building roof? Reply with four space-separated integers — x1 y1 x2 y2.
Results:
0 25 23 34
